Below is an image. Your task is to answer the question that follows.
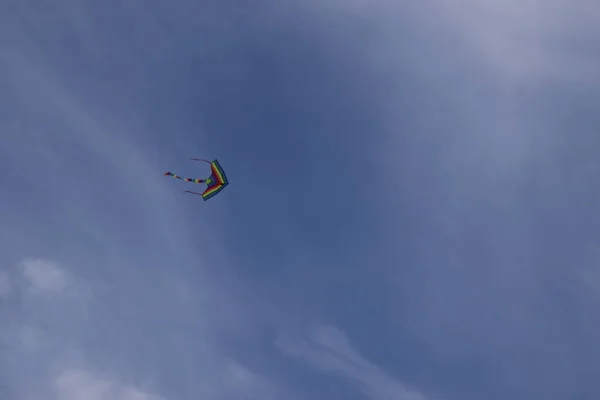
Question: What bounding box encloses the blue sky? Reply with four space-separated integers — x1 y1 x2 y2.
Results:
1 0 599 399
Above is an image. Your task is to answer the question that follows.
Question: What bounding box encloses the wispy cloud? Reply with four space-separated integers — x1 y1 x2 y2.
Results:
54 369 163 400
0 257 278 400
21 259 69 294
0 258 161 399
277 325 430 400
432 0 600 83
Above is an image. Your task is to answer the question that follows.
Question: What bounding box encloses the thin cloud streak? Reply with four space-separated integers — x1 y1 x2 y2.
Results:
278 325 430 400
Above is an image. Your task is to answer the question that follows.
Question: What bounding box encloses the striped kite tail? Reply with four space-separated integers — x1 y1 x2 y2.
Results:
164 172 205 184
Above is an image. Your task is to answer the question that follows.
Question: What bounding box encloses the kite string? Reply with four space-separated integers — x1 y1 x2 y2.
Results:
189 158 211 164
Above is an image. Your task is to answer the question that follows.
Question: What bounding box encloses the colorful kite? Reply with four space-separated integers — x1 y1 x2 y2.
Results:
164 158 229 201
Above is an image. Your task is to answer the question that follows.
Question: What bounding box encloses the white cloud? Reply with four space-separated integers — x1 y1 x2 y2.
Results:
0 257 281 400
225 360 257 387
54 369 163 400
0 258 166 400
314 0 599 84
21 259 69 294
277 325 430 400
297 0 600 185
434 0 600 83
217 359 282 400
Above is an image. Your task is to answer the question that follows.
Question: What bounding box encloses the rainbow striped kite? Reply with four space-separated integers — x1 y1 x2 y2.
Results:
164 158 229 201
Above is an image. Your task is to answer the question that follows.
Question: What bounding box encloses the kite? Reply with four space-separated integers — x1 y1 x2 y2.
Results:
164 158 229 201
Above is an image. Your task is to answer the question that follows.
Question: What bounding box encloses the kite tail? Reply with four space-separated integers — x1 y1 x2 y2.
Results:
189 158 212 164
164 172 205 184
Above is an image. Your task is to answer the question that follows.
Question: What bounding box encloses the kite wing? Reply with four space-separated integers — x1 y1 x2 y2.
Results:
197 159 228 200
209 159 228 185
